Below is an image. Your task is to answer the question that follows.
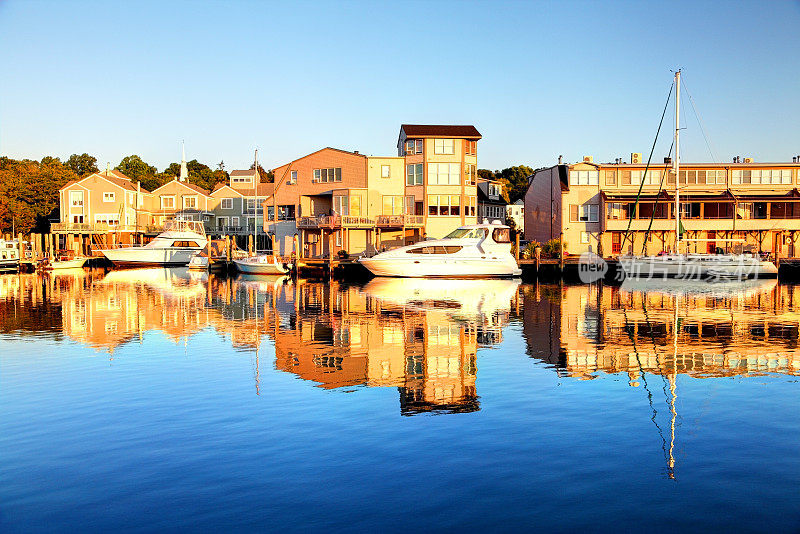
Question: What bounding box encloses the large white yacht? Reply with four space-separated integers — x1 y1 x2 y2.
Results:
99 219 208 267
358 220 522 278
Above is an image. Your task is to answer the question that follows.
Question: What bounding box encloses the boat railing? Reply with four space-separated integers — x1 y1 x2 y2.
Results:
163 219 206 236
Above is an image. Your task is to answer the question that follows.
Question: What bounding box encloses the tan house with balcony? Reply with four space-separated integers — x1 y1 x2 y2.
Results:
264 124 482 259
525 155 800 258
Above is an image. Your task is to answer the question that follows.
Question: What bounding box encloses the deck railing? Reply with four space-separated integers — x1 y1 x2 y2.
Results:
375 215 424 227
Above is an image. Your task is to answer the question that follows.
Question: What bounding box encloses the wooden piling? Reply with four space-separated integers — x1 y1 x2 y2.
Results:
248 234 254 256
559 232 564 275
515 232 520 261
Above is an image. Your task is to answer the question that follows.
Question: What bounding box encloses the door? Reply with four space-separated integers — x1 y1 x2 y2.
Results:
612 232 621 255
707 231 716 254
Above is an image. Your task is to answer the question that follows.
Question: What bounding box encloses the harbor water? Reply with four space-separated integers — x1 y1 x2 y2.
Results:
1 269 799 532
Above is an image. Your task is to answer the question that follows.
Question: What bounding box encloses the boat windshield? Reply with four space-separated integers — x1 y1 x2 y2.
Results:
444 228 488 239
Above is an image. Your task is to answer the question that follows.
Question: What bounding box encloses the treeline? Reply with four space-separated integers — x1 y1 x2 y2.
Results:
0 153 234 234
477 165 538 204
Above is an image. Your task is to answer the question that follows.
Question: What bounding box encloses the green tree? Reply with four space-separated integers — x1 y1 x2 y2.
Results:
66 153 99 177
116 155 157 184
478 165 536 203
250 163 273 183
0 157 77 233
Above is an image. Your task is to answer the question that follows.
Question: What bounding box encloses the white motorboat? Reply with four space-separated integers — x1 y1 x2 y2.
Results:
358 220 522 278
0 238 21 272
619 70 777 282
98 219 207 267
40 256 88 270
233 254 290 275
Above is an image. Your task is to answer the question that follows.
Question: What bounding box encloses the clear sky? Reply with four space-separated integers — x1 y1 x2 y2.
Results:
1 0 798 172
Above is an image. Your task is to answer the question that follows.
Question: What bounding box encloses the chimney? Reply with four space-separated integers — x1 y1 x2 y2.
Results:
558 155 563 165
353 150 359 155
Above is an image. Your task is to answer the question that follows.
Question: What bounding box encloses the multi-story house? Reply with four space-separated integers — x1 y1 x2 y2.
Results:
506 199 524 232
209 169 273 236
398 124 481 239
477 177 507 222
524 155 800 258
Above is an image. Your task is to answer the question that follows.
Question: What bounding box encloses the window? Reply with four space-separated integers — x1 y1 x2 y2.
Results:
464 164 477 185
245 198 263 214
333 196 349 216
277 205 296 220
465 140 477 156
103 192 115 202
221 197 233 210
428 163 460 185
406 164 423 186
231 216 240 226
381 165 390 178
580 232 591 244
731 169 791 185
492 228 511 243
172 241 200 248
94 214 119 226
404 139 423 155
428 195 461 216
680 203 702 219
313 168 342 183
434 139 455 155
72 215 84 223
183 196 197 209
161 196 175 209
289 171 297 184
350 195 362 217
217 216 228 227
569 170 599 185
605 170 616 186
570 204 599 222
70 191 84 207
488 183 501 197
465 196 477 217
382 196 404 215
127 193 135 206
406 246 463 254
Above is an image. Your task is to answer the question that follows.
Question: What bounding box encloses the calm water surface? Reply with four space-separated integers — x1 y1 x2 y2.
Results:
1 269 799 532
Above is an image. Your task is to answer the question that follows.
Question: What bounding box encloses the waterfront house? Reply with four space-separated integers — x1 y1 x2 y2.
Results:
524 155 800 257
506 199 524 232
477 176 507 222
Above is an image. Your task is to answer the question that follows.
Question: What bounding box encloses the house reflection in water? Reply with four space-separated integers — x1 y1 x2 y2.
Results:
2 269 520 416
523 279 800 380
273 278 520 415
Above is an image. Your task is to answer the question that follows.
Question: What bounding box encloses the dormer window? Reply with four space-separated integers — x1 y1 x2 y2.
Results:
434 139 455 155
405 139 423 155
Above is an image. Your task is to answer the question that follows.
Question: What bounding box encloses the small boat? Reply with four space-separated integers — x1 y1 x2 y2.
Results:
0 238 21 272
98 219 208 267
189 240 247 272
233 254 290 275
39 254 88 270
358 220 522 278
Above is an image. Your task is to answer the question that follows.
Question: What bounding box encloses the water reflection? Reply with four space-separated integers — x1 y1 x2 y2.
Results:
0 269 523 415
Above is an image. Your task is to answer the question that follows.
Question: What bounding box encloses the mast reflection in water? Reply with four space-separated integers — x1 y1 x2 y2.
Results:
2 269 799 532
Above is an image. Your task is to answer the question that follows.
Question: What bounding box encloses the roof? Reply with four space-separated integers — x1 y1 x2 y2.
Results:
151 179 210 196
235 183 274 197
229 169 259 177
400 124 482 139
271 147 367 173
61 169 139 192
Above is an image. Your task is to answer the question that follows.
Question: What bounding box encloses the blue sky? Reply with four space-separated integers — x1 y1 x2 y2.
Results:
1 0 799 172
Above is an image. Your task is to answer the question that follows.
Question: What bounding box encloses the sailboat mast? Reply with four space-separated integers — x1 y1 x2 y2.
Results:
253 148 258 255
674 70 681 254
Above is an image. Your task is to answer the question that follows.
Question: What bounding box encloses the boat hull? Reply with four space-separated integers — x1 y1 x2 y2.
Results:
100 247 200 267
359 256 522 278
47 258 87 270
619 255 778 280
233 256 290 275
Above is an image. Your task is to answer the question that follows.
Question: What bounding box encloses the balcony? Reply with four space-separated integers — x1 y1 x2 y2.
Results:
296 215 376 229
51 222 140 234
376 215 424 228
